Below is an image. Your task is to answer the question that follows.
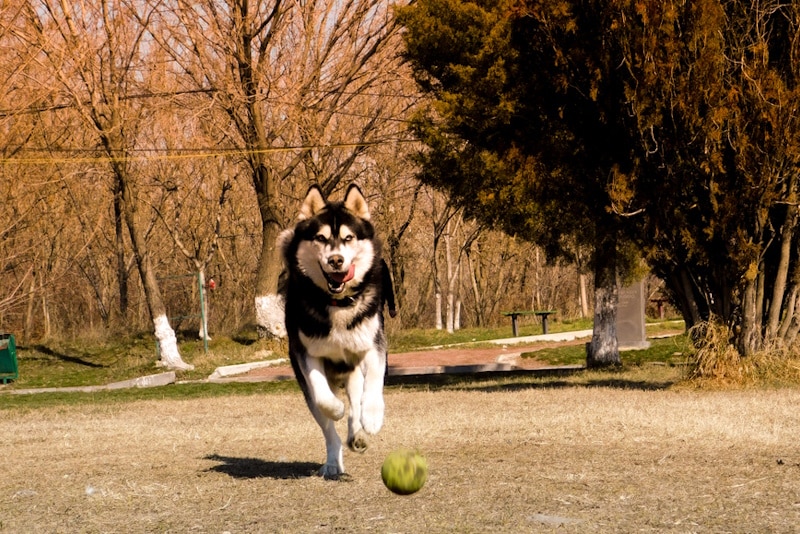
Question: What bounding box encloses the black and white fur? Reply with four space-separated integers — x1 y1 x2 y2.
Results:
280 184 387 477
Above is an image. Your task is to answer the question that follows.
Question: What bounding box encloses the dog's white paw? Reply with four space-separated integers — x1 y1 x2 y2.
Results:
317 396 345 421
319 462 345 479
361 397 384 435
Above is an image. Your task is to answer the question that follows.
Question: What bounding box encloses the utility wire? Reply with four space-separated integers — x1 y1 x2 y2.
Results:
0 139 417 166
0 88 420 118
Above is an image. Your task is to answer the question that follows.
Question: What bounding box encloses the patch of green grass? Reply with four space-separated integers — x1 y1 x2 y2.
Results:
522 333 692 367
646 319 686 335
14 334 159 389
4 332 286 390
0 380 299 410
623 335 692 366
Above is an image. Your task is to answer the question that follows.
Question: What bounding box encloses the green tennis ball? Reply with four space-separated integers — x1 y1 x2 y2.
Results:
381 449 428 495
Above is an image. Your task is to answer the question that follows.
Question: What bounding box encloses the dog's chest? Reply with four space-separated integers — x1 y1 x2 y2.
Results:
300 312 380 362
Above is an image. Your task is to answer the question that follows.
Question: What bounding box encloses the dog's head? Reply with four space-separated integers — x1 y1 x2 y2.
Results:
289 184 376 295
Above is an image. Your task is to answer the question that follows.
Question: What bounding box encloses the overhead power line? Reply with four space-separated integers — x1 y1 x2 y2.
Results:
0 139 417 166
0 88 420 118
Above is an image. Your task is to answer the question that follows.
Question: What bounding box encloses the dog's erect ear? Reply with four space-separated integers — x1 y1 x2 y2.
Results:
298 185 326 221
343 184 370 220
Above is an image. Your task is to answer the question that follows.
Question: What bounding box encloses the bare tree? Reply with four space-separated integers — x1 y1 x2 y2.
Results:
22 0 193 369
428 192 457 330
424 190 480 332
154 165 233 341
1 0 605 344
153 0 407 338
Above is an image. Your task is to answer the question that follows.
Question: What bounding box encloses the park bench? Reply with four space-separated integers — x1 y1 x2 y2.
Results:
502 310 556 337
0 333 18 384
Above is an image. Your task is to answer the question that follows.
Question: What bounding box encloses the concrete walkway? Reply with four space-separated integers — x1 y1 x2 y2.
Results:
458 329 593 347
209 329 595 384
6 371 178 395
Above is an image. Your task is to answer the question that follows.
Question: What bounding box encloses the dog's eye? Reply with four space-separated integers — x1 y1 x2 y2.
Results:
343 234 354 242
314 234 327 243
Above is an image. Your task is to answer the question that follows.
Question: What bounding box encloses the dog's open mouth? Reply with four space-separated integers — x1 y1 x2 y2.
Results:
324 264 355 294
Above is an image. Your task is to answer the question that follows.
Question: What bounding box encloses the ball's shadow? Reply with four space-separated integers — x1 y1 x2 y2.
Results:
204 454 320 480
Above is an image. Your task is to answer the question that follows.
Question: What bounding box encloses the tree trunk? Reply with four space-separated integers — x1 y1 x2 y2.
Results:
767 204 797 340
444 230 461 333
121 179 193 371
783 290 800 345
114 180 129 318
466 250 485 326
578 271 589 318
587 236 621 368
778 284 798 340
41 291 50 339
252 160 288 339
385 183 420 316
38 264 51 338
444 233 453 332
253 223 285 339
432 228 443 330
387 234 406 313
533 248 542 310
737 274 760 357
435 291 443 330
664 267 704 330
24 274 36 342
446 292 455 333
198 270 211 341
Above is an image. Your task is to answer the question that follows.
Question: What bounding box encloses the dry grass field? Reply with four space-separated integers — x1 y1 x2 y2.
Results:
2 376 800 533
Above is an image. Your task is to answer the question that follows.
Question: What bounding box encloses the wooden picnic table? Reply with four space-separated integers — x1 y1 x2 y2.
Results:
502 310 556 337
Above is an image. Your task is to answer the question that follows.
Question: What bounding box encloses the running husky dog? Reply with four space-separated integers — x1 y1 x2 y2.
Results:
280 184 387 477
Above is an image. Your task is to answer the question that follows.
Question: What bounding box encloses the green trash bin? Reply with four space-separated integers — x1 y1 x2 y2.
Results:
0 333 18 384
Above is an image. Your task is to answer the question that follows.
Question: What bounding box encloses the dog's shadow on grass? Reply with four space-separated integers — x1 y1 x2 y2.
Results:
204 454 320 480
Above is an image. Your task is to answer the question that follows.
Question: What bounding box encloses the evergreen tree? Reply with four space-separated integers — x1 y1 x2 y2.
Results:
399 0 800 359
397 0 641 366
623 0 800 355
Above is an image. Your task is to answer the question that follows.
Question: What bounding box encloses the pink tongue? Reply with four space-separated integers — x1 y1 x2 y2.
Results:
330 264 355 284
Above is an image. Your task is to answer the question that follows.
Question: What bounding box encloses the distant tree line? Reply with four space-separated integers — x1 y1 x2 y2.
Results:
0 1 604 367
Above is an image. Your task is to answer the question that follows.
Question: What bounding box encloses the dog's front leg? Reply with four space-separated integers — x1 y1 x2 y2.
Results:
302 357 346 476
360 347 385 435
345 368 368 453
307 402 345 477
306 357 345 421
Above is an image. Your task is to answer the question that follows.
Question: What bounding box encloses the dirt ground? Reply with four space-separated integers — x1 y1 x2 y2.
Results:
2 379 800 533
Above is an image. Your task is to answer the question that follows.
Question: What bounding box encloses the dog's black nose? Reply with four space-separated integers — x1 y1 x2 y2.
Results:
328 255 344 269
